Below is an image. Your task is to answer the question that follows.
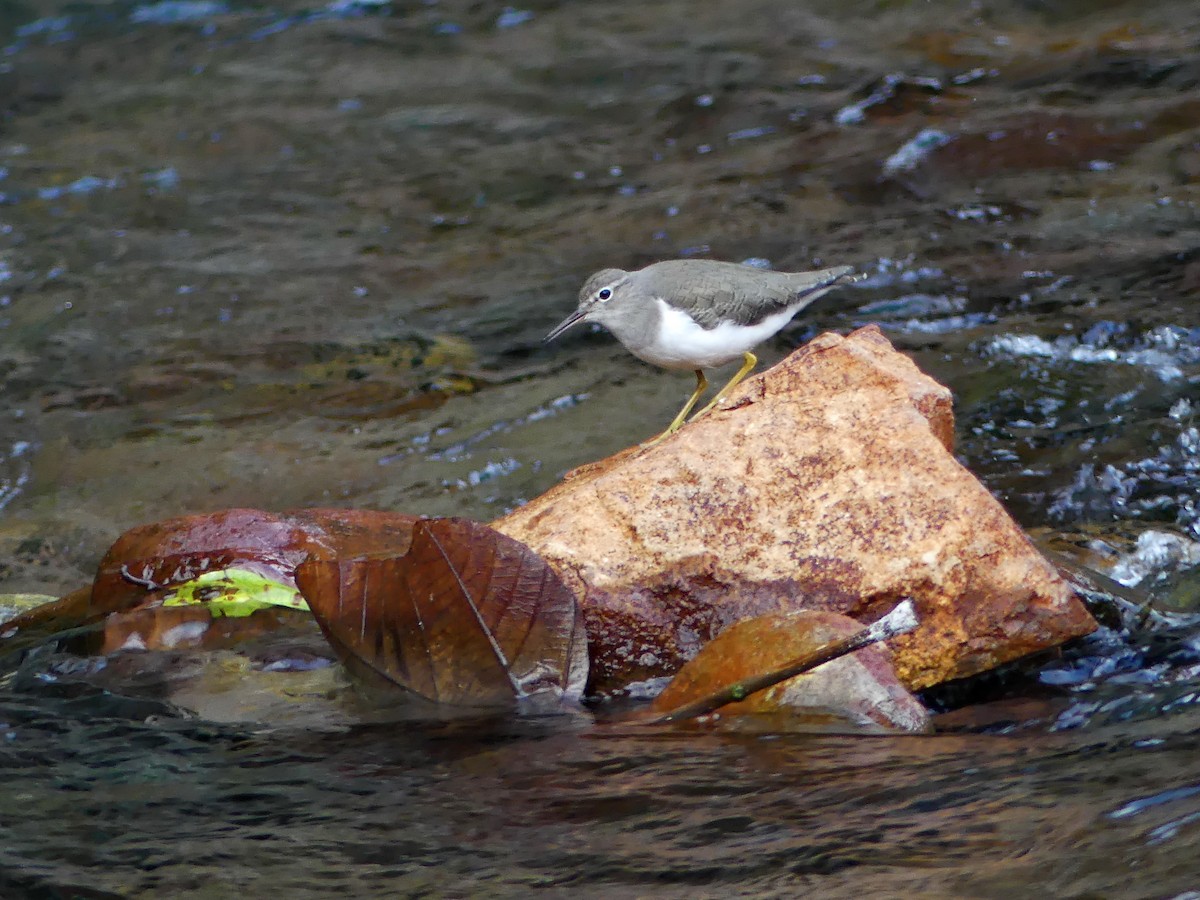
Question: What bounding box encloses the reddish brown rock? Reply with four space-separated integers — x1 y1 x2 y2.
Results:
650 610 931 733
495 325 1096 694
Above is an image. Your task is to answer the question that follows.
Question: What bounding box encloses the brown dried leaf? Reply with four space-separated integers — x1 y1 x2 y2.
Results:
92 508 422 615
1 508 420 654
89 509 325 619
649 611 930 732
99 605 318 655
295 517 586 709
285 508 420 559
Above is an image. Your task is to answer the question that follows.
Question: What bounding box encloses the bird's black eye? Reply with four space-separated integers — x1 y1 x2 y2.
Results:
597 288 612 301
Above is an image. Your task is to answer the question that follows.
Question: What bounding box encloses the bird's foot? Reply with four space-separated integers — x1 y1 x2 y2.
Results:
689 351 757 422
639 423 680 449
639 369 708 448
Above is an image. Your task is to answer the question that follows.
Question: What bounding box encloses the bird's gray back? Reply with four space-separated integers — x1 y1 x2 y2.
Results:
638 259 855 329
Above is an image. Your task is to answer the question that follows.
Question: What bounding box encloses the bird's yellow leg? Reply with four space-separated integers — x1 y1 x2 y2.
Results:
643 369 707 447
691 351 756 421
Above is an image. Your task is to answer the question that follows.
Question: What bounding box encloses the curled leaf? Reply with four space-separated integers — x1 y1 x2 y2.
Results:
1 508 420 655
89 509 323 621
648 608 930 732
295 517 586 710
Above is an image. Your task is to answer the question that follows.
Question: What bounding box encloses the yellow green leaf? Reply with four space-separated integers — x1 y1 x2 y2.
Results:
161 568 308 618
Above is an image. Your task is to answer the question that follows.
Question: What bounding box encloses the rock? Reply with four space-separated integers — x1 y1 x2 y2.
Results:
649 610 931 733
495 325 1097 694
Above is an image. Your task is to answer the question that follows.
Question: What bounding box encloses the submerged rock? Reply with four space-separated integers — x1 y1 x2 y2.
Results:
496 325 1097 694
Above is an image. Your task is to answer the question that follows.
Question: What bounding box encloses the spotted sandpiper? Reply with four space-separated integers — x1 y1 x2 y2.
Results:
545 258 859 442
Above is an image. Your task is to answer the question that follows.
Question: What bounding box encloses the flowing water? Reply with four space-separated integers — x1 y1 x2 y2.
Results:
1 0 1199 896
2 702 1200 897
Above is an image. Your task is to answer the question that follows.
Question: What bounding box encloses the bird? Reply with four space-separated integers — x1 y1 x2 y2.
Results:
545 258 860 443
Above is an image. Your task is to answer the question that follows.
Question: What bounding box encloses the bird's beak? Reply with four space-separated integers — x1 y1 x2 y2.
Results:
544 308 588 342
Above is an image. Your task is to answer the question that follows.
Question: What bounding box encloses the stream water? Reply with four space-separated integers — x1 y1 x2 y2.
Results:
1 0 1199 896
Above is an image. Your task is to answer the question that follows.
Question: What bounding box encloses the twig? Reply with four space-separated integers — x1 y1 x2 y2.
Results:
650 599 920 723
120 564 161 590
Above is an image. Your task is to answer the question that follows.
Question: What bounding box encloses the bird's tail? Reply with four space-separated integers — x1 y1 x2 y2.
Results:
790 265 864 306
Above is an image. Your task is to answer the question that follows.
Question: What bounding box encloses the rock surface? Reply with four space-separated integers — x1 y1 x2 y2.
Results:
649 610 931 733
495 325 1097 694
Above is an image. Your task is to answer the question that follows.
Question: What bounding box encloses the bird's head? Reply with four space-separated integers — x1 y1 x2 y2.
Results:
545 268 633 342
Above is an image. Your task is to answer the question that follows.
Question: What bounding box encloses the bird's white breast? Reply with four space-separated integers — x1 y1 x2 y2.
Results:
630 299 799 370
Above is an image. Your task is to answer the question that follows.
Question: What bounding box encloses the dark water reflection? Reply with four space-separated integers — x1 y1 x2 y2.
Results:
1 695 1199 897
